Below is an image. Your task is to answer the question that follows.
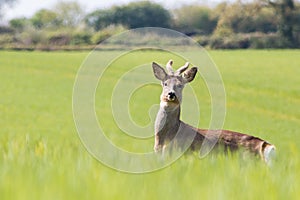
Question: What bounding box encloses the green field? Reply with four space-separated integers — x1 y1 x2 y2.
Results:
0 50 299 199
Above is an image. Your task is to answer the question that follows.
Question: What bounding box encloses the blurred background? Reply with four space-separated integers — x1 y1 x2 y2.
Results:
0 0 299 50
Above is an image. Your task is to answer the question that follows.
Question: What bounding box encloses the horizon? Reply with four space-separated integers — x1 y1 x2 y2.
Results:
1 0 228 24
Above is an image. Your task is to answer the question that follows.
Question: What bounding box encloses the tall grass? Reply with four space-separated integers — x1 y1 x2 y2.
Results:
0 50 299 200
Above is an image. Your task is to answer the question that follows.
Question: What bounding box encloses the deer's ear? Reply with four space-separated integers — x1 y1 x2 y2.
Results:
183 67 198 83
152 62 167 81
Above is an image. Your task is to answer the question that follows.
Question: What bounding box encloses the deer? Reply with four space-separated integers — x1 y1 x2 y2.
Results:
152 60 276 164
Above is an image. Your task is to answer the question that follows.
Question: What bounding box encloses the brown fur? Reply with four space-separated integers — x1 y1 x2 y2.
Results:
189 128 270 159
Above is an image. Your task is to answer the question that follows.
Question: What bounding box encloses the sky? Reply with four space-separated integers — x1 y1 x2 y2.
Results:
1 0 225 23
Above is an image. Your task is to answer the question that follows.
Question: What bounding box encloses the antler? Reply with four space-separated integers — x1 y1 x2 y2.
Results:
175 62 189 76
165 60 190 76
166 60 174 75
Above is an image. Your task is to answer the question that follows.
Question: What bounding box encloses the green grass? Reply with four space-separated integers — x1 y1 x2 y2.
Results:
0 50 299 200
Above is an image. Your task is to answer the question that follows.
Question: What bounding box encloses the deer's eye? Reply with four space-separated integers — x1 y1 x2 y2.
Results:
164 82 168 86
177 84 183 88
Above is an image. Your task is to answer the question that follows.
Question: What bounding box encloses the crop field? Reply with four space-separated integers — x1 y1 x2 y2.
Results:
0 50 299 200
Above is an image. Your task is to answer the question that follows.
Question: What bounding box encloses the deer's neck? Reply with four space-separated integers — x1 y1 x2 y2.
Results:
155 104 181 136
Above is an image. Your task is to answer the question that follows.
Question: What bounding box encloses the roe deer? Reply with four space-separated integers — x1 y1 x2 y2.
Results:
152 60 276 164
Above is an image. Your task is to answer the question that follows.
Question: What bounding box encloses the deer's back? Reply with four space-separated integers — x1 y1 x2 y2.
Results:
191 128 268 155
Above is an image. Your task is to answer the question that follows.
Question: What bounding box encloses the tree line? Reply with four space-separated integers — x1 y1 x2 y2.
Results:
0 0 300 50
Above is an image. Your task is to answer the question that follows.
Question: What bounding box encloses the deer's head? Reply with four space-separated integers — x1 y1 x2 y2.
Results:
152 60 198 109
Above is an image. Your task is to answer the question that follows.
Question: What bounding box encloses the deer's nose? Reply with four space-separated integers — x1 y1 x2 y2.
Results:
168 92 176 101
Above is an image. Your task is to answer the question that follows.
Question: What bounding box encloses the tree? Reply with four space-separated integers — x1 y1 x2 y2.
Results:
251 6 277 33
213 1 277 36
85 1 171 30
173 5 218 35
30 9 60 29
85 9 115 31
115 1 171 29
54 1 85 27
262 0 298 46
9 17 28 32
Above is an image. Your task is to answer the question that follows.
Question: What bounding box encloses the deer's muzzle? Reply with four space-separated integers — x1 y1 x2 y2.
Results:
167 92 176 101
